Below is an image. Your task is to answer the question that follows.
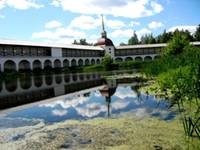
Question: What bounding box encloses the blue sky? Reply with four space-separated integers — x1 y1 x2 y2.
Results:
0 0 199 45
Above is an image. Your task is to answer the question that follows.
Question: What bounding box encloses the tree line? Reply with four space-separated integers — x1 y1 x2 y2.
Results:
123 24 200 45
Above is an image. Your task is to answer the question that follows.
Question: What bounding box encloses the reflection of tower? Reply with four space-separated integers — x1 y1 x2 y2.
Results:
100 79 117 117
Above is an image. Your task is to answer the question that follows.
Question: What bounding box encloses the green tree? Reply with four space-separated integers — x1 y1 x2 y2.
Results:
194 24 200 41
141 34 156 44
102 54 113 70
164 31 190 56
128 32 139 45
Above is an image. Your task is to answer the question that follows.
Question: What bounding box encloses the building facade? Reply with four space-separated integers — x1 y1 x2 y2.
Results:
0 16 200 72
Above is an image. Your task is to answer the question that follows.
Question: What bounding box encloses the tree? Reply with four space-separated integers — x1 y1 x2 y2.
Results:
140 34 156 44
128 31 139 45
194 24 200 41
102 54 113 70
73 39 92 45
164 31 190 56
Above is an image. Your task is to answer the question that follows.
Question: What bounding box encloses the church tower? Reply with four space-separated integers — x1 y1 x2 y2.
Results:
96 15 115 59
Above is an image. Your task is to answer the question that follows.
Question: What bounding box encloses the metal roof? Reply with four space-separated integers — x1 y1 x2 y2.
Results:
116 42 200 50
0 39 103 50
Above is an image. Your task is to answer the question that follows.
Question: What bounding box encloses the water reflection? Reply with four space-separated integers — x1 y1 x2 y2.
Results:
0 72 175 123
34 76 43 87
0 73 103 110
2 77 175 123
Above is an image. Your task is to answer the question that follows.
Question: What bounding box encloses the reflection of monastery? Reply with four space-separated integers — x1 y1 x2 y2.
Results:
0 16 200 72
0 73 140 110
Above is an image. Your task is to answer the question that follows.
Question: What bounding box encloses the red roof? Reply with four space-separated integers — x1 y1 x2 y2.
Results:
96 38 114 46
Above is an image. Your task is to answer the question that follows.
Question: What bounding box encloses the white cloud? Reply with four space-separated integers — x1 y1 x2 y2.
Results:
150 1 163 13
51 0 164 18
129 21 140 27
0 0 43 10
107 20 125 29
148 21 163 29
111 29 133 38
45 20 62 29
115 87 137 99
136 28 152 39
51 0 60 7
75 103 107 117
52 109 68 116
112 101 130 110
32 27 86 44
69 15 100 30
167 25 197 34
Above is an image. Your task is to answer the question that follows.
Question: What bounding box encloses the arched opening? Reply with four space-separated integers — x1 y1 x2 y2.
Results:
34 76 43 87
79 74 84 81
125 57 133 61
4 60 16 71
45 75 53 85
5 79 17 92
71 59 76 67
55 75 62 84
91 59 95 65
135 57 143 62
19 60 30 71
96 59 100 64
64 74 70 83
20 76 31 90
115 58 123 62
78 59 83 66
44 60 52 69
85 59 90 66
72 74 77 81
54 59 61 68
33 60 42 70
63 59 69 68
144 56 152 61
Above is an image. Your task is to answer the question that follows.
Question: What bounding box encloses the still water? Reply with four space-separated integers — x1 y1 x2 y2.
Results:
0 72 175 126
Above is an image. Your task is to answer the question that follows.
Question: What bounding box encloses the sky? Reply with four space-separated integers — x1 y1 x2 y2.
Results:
0 0 199 45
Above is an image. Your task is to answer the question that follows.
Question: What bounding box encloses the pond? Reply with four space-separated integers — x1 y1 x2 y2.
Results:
0 71 175 128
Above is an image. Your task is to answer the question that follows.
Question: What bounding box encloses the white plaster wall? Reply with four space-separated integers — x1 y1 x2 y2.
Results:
51 47 62 57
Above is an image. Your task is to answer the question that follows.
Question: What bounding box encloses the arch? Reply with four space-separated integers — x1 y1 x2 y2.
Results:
55 75 62 84
72 74 77 81
44 60 52 69
96 59 100 64
91 59 95 65
20 76 31 90
85 59 90 66
33 60 42 70
144 56 152 61
115 58 123 62
79 74 84 81
19 60 30 71
5 79 17 92
78 59 84 66
45 75 53 85
64 74 70 83
54 59 61 68
4 60 16 71
135 56 143 62
71 59 76 67
125 57 133 61
63 59 69 68
34 76 43 87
